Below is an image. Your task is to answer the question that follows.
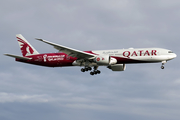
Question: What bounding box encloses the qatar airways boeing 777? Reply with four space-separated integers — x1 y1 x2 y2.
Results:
4 34 177 75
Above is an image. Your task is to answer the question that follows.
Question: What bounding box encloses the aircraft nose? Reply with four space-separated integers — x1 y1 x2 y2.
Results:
173 53 177 58
168 53 177 60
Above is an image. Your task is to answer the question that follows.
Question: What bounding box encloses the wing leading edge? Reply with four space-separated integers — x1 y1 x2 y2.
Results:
36 38 96 60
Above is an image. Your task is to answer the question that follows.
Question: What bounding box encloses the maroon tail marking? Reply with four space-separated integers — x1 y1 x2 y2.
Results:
17 37 34 56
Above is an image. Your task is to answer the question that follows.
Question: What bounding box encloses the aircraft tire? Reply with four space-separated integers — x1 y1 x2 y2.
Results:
88 67 92 71
85 68 89 71
161 66 164 69
81 68 85 72
94 71 97 74
97 70 101 74
90 72 94 75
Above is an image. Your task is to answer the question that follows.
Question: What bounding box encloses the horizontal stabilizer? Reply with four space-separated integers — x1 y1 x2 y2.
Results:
4 54 32 60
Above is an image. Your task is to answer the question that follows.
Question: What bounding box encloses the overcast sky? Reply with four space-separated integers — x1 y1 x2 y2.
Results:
0 0 180 120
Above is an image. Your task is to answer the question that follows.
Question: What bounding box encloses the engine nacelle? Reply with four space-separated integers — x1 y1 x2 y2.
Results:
95 55 117 65
108 64 126 71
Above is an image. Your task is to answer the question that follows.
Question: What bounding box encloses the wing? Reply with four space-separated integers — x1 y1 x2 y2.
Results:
36 38 96 59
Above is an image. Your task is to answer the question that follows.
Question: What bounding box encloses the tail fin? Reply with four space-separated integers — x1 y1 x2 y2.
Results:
16 34 39 56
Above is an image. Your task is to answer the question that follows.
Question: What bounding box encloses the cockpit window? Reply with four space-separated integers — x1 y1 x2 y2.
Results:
168 51 173 53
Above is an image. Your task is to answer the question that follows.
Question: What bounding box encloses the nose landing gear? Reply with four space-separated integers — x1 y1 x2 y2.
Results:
161 61 167 69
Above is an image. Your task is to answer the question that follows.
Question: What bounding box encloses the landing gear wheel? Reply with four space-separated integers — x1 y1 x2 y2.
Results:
81 68 85 72
88 67 92 71
97 70 101 74
85 68 89 71
90 72 94 75
161 66 164 69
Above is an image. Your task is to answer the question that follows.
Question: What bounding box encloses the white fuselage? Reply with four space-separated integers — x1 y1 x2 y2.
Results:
92 48 177 63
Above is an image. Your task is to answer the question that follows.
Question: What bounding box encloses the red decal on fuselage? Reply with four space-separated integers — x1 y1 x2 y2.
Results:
123 51 131 58
131 51 137 56
123 50 157 58
96 57 100 61
152 50 157 55
144 50 150 56
16 53 77 67
139 50 143 56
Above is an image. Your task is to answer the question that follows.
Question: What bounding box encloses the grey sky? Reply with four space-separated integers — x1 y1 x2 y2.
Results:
0 0 180 120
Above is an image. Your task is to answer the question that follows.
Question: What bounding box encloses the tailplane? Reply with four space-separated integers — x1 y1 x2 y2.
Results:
16 34 39 56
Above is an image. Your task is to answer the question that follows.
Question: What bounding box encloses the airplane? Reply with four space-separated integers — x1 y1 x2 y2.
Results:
4 34 177 75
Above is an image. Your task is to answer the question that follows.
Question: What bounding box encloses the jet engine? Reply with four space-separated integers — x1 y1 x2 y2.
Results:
94 55 117 65
108 64 126 71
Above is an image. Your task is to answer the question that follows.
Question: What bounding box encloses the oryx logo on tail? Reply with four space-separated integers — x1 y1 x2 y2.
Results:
17 37 34 56
16 34 39 56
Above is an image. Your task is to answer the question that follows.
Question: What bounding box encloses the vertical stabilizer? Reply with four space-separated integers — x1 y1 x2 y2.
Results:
16 34 39 56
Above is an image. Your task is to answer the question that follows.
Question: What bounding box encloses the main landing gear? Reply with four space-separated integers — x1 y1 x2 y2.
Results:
81 66 101 75
161 61 167 69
